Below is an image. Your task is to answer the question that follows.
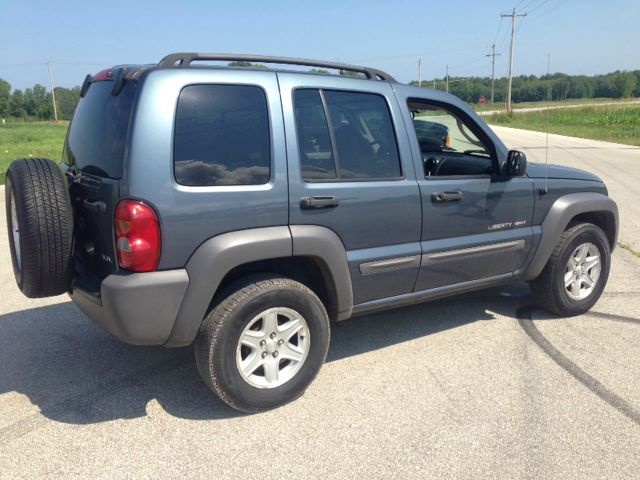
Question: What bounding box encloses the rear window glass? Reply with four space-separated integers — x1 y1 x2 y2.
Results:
293 89 401 181
63 81 136 178
174 84 271 187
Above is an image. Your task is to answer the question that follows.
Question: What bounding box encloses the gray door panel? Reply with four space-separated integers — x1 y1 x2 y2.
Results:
389 86 536 291
415 170 535 291
278 73 422 304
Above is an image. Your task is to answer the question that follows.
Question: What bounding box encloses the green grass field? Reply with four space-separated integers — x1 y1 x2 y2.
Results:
0 122 69 183
472 97 636 112
487 104 640 146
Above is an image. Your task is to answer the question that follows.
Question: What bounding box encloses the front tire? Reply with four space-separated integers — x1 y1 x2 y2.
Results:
531 222 611 316
194 275 330 413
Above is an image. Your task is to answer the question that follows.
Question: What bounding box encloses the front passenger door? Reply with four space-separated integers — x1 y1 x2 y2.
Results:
406 99 535 291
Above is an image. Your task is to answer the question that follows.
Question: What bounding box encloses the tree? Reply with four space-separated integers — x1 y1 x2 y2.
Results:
0 79 11 119
23 84 52 119
228 61 267 69
10 90 27 118
612 72 637 98
54 86 81 120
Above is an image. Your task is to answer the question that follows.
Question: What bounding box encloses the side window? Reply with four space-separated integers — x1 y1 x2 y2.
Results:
408 100 494 178
293 90 337 180
293 89 402 181
174 84 270 186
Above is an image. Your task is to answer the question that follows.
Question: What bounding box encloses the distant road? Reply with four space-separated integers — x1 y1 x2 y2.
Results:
477 99 640 116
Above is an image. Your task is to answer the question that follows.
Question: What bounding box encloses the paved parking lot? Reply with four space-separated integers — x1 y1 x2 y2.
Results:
1 128 639 478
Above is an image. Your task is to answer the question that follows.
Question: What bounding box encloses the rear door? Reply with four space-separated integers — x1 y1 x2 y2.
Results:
63 76 137 279
279 73 422 305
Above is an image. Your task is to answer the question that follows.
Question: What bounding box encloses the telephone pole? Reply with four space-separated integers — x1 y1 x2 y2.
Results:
501 8 527 113
418 57 422 87
486 43 501 105
445 65 449 93
47 61 58 122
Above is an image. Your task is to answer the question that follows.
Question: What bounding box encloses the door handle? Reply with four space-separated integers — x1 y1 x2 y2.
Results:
300 196 340 209
431 191 463 203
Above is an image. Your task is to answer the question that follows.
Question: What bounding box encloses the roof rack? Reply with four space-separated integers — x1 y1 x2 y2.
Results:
158 52 396 82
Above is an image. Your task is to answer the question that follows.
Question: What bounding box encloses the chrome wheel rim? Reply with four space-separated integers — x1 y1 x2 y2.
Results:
236 307 310 389
565 242 601 301
10 189 21 273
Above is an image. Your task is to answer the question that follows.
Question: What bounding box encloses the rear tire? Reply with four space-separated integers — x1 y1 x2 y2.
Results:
194 275 330 413
530 222 610 316
5 158 74 298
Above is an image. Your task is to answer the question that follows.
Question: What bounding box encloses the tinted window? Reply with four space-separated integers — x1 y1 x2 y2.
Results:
64 81 136 178
293 89 401 181
174 85 270 186
293 89 337 180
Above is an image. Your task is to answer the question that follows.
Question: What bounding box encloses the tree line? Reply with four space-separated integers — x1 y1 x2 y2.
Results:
412 70 640 104
0 79 80 121
1 68 638 121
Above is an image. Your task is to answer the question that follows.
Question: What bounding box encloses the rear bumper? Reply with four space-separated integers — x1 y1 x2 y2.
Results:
69 267 189 346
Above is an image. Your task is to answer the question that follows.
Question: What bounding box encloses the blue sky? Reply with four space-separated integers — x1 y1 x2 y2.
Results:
1 0 638 90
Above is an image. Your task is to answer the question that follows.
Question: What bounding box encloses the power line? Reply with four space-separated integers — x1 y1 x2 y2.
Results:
493 17 504 44
501 8 528 113
527 0 552 15
526 0 571 24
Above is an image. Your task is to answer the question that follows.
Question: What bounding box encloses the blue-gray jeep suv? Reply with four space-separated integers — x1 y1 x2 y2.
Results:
5 53 618 412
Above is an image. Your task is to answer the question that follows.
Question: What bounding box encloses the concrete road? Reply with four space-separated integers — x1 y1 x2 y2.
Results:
1 128 639 478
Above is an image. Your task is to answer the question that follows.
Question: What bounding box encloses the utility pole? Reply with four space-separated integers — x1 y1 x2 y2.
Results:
501 8 527 113
418 57 422 87
445 65 449 93
486 43 501 105
47 61 58 122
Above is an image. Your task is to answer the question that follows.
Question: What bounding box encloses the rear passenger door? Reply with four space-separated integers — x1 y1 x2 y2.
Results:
279 73 422 305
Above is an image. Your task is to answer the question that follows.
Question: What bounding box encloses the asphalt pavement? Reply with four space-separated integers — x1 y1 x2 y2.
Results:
0 128 639 478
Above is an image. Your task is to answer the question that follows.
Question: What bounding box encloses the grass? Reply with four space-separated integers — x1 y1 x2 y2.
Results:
471 97 637 112
487 104 640 146
0 121 69 183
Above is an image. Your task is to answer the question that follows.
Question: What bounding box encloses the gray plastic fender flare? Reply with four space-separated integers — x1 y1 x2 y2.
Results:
165 225 353 347
520 192 618 281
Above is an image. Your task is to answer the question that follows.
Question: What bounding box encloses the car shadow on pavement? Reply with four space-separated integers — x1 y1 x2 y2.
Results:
0 283 531 427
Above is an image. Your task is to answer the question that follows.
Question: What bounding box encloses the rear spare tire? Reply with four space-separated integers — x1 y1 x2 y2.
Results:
5 158 74 298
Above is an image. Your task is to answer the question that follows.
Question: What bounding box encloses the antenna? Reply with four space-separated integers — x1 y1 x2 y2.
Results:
542 52 550 195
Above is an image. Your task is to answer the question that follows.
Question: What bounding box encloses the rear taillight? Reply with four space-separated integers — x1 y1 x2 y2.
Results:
114 200 161 272
92 68 113 81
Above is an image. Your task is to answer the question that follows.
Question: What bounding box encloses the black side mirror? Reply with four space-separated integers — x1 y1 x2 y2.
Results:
505 150 527 177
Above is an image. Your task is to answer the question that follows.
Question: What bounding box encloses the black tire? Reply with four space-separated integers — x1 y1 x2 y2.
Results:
5 158 74 298
530 222 611 317
194 275 330 413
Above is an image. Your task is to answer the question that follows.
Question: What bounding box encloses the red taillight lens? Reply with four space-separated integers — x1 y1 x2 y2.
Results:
92 68 113 81
114 200 161 272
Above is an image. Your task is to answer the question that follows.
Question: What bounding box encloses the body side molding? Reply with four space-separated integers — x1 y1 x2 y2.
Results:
519 192 618 281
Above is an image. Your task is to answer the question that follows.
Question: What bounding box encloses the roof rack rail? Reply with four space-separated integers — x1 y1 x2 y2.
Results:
158 52 396 82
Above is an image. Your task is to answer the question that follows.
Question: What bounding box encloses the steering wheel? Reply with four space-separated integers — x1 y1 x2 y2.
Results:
424 156 446 177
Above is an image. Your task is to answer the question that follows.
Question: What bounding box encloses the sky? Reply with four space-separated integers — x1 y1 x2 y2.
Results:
1 0 638 91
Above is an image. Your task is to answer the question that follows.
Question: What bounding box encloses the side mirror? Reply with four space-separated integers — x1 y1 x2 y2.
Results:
505 150 527 177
